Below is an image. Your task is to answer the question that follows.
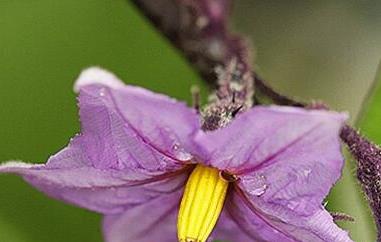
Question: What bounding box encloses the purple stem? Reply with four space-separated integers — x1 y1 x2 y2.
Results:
131 0 254 130
340 125 381 240
130 0 251 84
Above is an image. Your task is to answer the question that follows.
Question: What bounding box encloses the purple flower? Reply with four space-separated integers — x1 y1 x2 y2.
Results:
0 67 352 242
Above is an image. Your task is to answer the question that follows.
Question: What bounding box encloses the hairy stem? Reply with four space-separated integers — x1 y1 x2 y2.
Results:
130 0 254 130
340 125 381 241
130 0 251 83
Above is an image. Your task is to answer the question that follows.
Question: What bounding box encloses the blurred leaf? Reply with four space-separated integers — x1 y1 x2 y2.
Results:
357 62 381 143
328 63 381 242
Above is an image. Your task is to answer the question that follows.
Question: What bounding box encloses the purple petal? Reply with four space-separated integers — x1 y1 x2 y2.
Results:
214 189 351 242
0 67 197 214
192 106 350 240
210 192 294 242
193 106 346 215
231 107 346 217
76 67 200 170
191 106 347 171
0 140 189 214
102 189 182 242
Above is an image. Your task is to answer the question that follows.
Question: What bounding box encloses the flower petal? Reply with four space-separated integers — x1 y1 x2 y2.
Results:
231 107 346 218
192 106 347 172
74 67 125 92
0 67 198 214
102 190 182 242
193 106 346 212
76 67 200 170
210 192 294 242
213 189 352 242
0 140 189 214
193 106 350 241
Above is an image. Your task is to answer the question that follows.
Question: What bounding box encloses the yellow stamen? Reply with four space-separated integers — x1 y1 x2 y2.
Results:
177 164 229 242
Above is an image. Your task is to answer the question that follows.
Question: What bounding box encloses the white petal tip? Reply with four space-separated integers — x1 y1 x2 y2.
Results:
0 161 43 173
74 67 124 93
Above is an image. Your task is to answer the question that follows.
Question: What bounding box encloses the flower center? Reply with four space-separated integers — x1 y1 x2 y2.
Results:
177 164 229 242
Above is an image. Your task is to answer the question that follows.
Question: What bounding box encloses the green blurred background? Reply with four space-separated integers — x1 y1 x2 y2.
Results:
0 0 380 241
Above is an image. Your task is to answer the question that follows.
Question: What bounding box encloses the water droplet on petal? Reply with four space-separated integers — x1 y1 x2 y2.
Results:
242 174 268 197
287 200 299 210
176 150 193 161
172 143 192 161
251 184 267 196
303 168 312 177
99 88 106 96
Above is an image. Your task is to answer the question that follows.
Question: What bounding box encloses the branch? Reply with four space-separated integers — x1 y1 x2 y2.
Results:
130 0 251 83
130 0 254 131
253 74 306 107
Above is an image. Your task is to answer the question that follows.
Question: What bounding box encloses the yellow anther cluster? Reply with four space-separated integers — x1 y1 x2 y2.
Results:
177 164 229 242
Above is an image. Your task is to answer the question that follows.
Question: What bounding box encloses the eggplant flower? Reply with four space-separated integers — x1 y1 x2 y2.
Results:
0 68 352 242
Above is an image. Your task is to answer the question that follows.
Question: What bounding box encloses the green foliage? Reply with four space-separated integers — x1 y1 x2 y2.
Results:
358 63 381 144
328 64 381 242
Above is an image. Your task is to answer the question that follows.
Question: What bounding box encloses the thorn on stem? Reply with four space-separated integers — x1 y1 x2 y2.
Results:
231 105 243 118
